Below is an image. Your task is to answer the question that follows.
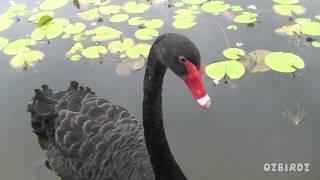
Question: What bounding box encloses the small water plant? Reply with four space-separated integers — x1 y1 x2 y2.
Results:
282 103 308 125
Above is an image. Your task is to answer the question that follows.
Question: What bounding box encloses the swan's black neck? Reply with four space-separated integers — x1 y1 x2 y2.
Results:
143 51 187 180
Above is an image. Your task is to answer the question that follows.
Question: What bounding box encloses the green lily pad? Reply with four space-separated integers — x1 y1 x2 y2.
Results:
123 2 150 13
78 8 100 21
40 0 68 10
300 22 320 36
126 43 151 59
108 38 134 53
135 28 159 40
4 38 37 55
10 50 44 69
100 5 122 15
78 0 97 4
265 52 305 73
175 9 199 16
172 19 197 29
234 12 258 24
3 3 28 18
92 26 122 42
82 46 108 59
201 1 231 15
273 0 299 5
205 60 246 81
64 23 86 34
28 11 55 23
273 5 305 16
0 18 14 32
109 14 129 23
38 15 53 27
31 19 67 41
230 5 243 12
66 42 84 57
128 16 146 25
182 0 207 5
0 37 9 51
70 55 82 61
144 19 164 29
174 2 184 7
227 25 237 30
312 41 320 48
223 48 245 59
294 18 311 24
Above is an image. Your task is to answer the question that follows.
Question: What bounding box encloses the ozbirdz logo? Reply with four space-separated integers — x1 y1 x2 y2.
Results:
263 163 310 172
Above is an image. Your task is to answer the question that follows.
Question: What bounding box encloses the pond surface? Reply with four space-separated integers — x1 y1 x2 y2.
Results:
0 0 319 180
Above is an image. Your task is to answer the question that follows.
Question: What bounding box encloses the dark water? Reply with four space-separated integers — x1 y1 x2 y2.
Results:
0 0 319 179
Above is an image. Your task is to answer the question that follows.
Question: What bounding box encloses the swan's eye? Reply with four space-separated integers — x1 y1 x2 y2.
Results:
178 56 188 64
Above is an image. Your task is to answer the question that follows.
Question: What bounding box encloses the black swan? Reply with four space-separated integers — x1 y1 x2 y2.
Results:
27 33 212 180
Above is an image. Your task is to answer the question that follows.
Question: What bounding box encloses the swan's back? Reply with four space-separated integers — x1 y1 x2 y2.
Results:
28 81 154 180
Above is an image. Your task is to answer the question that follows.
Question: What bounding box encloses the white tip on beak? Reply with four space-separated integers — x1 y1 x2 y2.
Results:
196 94 212 109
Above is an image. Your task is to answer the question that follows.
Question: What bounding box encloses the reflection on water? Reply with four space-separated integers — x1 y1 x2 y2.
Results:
0 0 320 180
282 103 308 126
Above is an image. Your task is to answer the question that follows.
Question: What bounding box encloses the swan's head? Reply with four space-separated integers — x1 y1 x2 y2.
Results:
152 33 212 109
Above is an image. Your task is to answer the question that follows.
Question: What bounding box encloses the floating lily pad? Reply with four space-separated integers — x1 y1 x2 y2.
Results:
4 3 28 18
100 5 122 15
0 18 14 32
265 52 305 73
227 25 237 30
0 37 9 51
273 0 299 5
205 60 246 81
135 28 159 40
172 19 197 29
295 18 311 24
108 38 134 53
28 11 55 23
128 16 146 25
92 26 122 42
312 41 320 48
126 43 151 59
174 2 184 7
223 48 245 59
10 50 44 69
109 14 129 23
230 5 243 12
300 22 320 36
273 5 305 16
123 2 150 13
31 18 68 41
116 61 131 76
38 15 53 27
130 57 146 70
275 24 301 36
40 0 68 10
66 42 84 57
78 0 96 5
241 50 272 73
234 12 258 24
64 23 86 34
78 8 100 21
175 9 199 16
182 0 207 5
82 46 108 59
201 1 231 15
4 38 37 55
70 55 82 61
144 19 164 29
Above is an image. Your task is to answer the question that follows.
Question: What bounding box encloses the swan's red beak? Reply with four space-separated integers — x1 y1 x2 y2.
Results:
182 62 212 109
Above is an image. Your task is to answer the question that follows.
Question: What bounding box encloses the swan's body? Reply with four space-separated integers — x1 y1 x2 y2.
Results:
28 33 211 180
